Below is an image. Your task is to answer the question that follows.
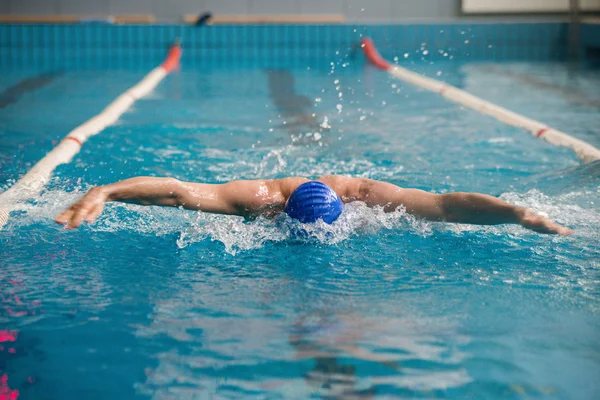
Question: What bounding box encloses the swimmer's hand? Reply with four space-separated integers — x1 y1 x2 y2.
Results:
55 186 107 229
518 209 573 235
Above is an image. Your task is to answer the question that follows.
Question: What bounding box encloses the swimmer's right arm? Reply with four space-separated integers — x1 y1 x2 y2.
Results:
55 177 277 229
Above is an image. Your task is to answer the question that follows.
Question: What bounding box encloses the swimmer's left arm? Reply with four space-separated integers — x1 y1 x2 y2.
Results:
356 179 572 235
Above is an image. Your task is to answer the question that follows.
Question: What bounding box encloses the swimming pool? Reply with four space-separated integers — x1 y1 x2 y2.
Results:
1 46 600 398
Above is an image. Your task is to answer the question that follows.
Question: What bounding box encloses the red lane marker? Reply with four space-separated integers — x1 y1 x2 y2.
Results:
161 43 182 73
64 137 82 146
536 128 549 137
360 38 391 70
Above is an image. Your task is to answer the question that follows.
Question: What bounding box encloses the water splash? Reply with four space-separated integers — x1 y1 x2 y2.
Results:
500 189 600 237
4 185 190 237
176 203 421 255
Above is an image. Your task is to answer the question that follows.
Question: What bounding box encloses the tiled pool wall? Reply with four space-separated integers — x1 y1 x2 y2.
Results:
581 22 600 59
0 22 589 69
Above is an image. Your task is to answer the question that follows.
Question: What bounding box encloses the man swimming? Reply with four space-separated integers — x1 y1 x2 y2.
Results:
55 175 572 235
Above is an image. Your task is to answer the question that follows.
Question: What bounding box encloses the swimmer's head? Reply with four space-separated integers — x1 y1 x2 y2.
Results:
284 181 343 224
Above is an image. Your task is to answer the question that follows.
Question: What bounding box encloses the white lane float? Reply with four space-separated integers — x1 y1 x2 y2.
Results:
361 37 600 164
0 42 182 229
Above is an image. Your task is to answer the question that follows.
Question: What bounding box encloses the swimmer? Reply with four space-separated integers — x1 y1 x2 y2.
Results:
55 175 572 235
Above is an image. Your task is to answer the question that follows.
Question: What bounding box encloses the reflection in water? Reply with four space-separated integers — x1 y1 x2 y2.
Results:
479 65 600 109
0 72 62 110
135 266 471 399
288 303 473 399
290 312 382 399
265 69 329 143
266 70 313 119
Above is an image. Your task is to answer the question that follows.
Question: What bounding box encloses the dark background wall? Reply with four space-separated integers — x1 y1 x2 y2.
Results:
0 0 462 21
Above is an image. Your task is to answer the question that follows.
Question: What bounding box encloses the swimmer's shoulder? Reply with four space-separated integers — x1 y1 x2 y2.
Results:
270 177 310 198
317 176 398 203
317 175 365 201
317 175 354 186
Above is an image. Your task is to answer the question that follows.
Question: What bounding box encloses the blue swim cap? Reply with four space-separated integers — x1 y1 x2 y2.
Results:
284 181 343 224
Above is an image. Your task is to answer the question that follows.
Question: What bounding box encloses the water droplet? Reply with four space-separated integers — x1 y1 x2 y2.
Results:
404 53 409 58
422 50 429 55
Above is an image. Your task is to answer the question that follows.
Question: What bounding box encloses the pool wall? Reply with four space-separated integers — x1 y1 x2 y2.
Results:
0 22 574 69
582 21 600 61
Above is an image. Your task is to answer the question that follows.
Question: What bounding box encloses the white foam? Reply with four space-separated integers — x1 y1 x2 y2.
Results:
176 203 423 255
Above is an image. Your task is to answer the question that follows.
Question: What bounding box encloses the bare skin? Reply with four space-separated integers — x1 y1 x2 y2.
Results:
55 175 573 235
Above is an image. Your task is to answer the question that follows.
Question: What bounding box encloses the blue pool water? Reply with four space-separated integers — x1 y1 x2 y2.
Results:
1 59 599 399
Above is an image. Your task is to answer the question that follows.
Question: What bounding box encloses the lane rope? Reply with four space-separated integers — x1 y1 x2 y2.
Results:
361 38 600 164
0 41 182 229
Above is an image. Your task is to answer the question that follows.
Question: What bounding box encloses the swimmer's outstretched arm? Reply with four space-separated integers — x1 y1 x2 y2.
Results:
355 179 572 235
55 177 283 229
